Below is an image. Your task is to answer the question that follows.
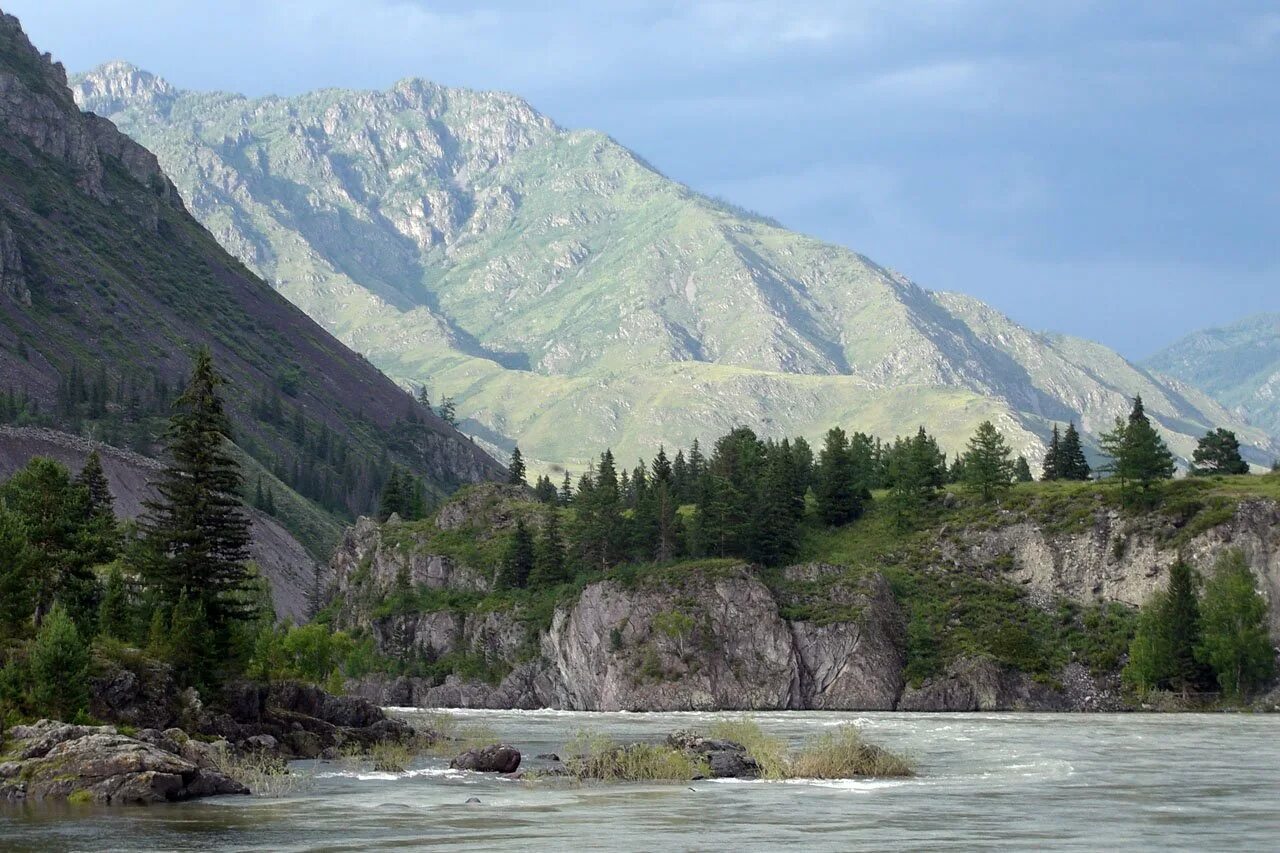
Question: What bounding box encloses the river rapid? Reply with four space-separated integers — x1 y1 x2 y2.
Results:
3 710 1277 851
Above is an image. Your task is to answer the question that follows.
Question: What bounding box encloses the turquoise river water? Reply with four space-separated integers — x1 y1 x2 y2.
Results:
3 710 1278 851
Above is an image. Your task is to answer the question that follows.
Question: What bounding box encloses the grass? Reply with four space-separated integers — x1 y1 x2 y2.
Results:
562 730 710 782
209 746 312 798
789 725 913 779
415 711 500 758
707 720 789 780
368 740 414 773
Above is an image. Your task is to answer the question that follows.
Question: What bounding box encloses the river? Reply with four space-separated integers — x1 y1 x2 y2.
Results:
3 710 1278 851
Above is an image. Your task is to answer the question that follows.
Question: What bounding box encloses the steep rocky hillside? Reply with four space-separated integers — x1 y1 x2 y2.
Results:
0 14 501 554
0 426 316 621
72 63 1276 472
319 478 1280 712
1146 313 1280 441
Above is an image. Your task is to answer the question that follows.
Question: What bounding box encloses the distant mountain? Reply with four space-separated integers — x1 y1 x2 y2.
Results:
1146 313 1280 441
71 61 1278 470
0 15 501 558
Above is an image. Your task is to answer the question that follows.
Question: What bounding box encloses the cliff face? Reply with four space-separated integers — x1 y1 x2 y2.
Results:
329 485 1280 712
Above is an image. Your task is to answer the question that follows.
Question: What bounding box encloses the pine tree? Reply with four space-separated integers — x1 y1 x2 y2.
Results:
497 519 535 589
1013 455 1033 482
1059 422 1091 480
533 475 558 503
437 397 457 425
749 445 801 565
671 449 689 502
529 511 568 588
416 385 431 409
1190 428 1249 476
815 427 867 525
75 450 114 518
0 506 34 637
1165 561 1204 696
379 469 406 520
98 565 131 641
29 604 89 721
508 445 527 486
962 421 1014 501
1101 396 1175 503
1196 550 1274 698
141 348 255 665
559 471 574 506
1041 424 1062 481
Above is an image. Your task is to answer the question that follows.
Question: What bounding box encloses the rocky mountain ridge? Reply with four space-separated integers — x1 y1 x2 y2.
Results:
71 61 1277 472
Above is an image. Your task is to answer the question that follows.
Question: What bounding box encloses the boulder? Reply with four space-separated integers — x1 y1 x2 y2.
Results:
666 730 760 779
88 654 181 730
0 720 246 804
449 744 521 774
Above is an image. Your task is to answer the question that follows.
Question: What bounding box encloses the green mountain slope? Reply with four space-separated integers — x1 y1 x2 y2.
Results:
1145 313 1280 440
71 62 1277 471
0 16 501 556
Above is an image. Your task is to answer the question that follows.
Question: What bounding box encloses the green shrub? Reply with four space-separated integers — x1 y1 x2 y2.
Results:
707 719 789 780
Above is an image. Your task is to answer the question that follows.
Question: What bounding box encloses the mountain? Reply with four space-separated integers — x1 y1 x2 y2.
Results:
1145 313 1280 442
70 62 1277 471
0 15 501 558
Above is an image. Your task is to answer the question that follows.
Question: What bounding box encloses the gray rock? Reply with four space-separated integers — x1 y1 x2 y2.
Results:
896 657 1067 712
450 744 521 773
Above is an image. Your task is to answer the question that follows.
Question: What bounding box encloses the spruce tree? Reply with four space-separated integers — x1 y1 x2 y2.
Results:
379 469 405 520
508 445 527 486
961 421 1014 501
141 348 254 664
98 565 131 641
559 471 574 506
1101 396 1175 503
0 506 34 637
1190 428 1249 476
529 511 568 588
497 519 535 589
1164 561 1204 696
75 450 113 518
815 427 866 525
534 475 558 503
1013 455 1033 483
1041 424 1062 481
1059 423 1091 480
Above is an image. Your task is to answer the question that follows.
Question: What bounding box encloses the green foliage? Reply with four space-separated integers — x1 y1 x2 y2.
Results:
1196 550 1274 699
28 605 90 722
652 610 695 659
790 725 913 779
961 421 1014 501
815 427 868 526
496 519 535 589
1190 429 1250 476
1100 396 1176 506
1123 562 1204 695
563 730 709 782
507 446 526 486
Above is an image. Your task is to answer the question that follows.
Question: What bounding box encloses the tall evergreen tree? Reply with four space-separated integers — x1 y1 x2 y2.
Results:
0 506 34 637
1041 424 1062 481
1101 396 1175 503
529 511 568 588
1190 428 1249 476
508 445 527 486
98 565 132 641
29 604 89 721
1197 550 1274 698
559 471 574 506
1059 422 1091 480
815 427 867 525
1013 455 1033 483
533 474 558 503
75 450 113 518
141 348 255 662
962 421 1014 501
497 519 536 589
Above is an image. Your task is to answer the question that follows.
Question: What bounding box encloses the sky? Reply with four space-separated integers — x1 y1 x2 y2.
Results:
11 0 1280 357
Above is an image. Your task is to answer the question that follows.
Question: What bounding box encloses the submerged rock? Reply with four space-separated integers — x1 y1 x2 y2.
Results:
450 744 521 773
0 720 246 805
667 731 760 779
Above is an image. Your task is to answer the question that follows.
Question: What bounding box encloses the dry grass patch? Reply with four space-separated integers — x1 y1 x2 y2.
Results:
563 730 710 781
789 725 913 779
210 747 313 798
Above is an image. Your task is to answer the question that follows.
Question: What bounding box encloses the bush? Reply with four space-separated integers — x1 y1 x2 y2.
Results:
209 745 312 798
563 730 709 781
369 740 414 773
29 605 90 721
707 719 789 780
789 726 912 779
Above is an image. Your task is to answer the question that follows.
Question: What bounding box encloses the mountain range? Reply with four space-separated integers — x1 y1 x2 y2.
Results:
67 64 1278 473
1145 313 1280 443
0 15 501 559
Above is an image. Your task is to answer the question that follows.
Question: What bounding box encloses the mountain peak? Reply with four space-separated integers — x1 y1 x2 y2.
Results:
73 60 176 115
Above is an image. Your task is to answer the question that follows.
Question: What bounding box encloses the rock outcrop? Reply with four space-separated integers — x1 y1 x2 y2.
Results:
896 657 1067 712
0 721 245 804
449 744 521 773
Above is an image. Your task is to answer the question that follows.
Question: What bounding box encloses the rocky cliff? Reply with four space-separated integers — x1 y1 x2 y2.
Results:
326 483 1280 712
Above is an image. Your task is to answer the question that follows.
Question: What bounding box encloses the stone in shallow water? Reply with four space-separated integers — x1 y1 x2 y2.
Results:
449 744 521 773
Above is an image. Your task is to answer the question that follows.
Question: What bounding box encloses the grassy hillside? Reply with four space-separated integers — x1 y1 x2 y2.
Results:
72 64 1277 475
0 16 501 557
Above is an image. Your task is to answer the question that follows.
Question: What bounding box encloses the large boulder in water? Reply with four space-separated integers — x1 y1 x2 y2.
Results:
0 720 246 804
450 744 521 773
667 730 760 779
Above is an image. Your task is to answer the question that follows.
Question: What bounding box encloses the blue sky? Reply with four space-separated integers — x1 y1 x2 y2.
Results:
12 1 1280 356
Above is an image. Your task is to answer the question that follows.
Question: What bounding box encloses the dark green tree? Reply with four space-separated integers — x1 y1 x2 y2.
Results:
98 565 132 641
508 445 527 486
533 474 558 503
1190 428 1249 476
1013 455 1033 483
1101 397 1175 504
0 506 34 637
559 471 574 505
529 511 568 587
497 519 536 589
141 348 255 667
75 450 113 518
962 421 1014 501
815 427 868 526
1059 422 1091 480
1041 424 1062 481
